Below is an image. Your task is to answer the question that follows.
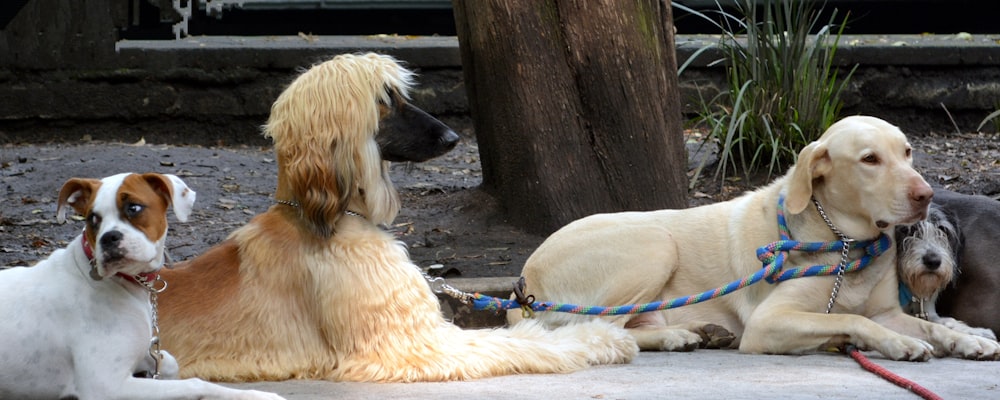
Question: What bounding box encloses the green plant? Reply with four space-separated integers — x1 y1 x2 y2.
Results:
677 0 856 184
977 107 1000 133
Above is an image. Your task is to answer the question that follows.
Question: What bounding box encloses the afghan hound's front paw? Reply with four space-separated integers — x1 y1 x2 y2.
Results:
563 320 638 365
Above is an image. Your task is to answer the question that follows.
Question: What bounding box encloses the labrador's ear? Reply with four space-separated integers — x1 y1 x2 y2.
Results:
786 141 831 214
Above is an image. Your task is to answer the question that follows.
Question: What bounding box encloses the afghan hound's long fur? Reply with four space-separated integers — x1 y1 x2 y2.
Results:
157 53 637 383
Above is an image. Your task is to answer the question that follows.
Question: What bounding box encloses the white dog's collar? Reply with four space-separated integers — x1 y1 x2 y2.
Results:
80 230 161 287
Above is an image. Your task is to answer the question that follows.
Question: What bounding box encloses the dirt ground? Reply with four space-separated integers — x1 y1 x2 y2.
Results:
2 128 999 278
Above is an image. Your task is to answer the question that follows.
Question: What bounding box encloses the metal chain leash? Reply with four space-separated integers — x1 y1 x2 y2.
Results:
422 270 473 305
138 274 168 379
811 197 855 314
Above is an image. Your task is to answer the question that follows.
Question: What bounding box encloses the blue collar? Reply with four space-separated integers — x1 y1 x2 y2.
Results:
898 281 914 307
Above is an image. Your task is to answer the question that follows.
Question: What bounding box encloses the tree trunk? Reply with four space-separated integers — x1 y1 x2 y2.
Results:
453 0 688 235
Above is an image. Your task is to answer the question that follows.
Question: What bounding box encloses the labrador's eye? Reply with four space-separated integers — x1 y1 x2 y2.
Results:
861 154 879 164
904 148 912 158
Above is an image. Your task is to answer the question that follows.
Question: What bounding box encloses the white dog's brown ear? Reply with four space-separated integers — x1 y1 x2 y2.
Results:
786 141 832 214
141 173 197 223
56 178 101 224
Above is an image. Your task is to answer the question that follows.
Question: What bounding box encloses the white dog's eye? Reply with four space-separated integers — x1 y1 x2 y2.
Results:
88 213 102 227
905 148 912 158
124 203 144 218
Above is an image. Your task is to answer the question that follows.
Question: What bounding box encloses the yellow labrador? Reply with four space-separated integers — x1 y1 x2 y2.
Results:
509 116 1000 361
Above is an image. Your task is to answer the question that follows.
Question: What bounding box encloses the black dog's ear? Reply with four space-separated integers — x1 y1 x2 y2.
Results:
933 206 959 246
930 204 964 277
894 224 913 239
942 207 964 267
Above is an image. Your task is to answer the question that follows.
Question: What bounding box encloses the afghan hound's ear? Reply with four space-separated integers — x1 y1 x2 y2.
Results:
281 138 354 238
281 128 399 234
786 141 831 214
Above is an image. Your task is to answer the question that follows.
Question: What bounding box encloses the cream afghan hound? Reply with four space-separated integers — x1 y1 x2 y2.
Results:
157 53 637 383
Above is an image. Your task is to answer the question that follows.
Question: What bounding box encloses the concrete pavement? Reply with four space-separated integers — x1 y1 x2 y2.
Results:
226 350 998 399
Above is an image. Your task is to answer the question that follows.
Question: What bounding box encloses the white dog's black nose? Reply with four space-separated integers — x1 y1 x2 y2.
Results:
100 230 126 261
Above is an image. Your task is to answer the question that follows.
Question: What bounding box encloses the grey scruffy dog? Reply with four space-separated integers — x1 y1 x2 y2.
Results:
895 195 996 340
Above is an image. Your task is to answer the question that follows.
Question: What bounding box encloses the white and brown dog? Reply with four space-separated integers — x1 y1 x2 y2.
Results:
0 173 283 400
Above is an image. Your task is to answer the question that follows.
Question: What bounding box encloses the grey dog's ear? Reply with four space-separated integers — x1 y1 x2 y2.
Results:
786 141 832 214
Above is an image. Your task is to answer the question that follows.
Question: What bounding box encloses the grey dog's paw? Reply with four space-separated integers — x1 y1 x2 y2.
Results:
697 323 736 349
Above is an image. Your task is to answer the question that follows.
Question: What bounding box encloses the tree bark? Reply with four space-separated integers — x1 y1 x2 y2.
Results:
453 0 688 235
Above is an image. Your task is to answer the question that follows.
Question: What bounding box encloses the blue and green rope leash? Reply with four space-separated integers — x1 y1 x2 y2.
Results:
425 194 938 400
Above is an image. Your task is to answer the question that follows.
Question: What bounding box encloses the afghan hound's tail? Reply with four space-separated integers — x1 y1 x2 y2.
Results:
325 246 638 383
333 317 638 382
318 228 639 383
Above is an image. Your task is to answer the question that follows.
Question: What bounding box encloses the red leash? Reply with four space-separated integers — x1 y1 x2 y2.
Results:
845 345 943 400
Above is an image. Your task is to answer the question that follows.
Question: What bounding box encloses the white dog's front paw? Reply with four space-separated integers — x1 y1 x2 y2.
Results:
949 334 1000 360
158 350 180 379
876 336 934 361
238 390 287 400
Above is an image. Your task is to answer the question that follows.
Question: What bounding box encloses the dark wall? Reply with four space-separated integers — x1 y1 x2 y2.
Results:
1 0 998 146
115 1 1000 39
1 0 127 69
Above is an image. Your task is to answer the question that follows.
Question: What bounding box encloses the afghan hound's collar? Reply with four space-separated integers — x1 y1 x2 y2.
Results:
275 199 367 219
343 210 366 219
275 199 300 208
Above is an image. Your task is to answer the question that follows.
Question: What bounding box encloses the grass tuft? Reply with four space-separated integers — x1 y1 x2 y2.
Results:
678 0 857 186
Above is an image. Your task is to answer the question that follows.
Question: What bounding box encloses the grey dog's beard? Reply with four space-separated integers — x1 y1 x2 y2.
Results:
898 228 956 299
